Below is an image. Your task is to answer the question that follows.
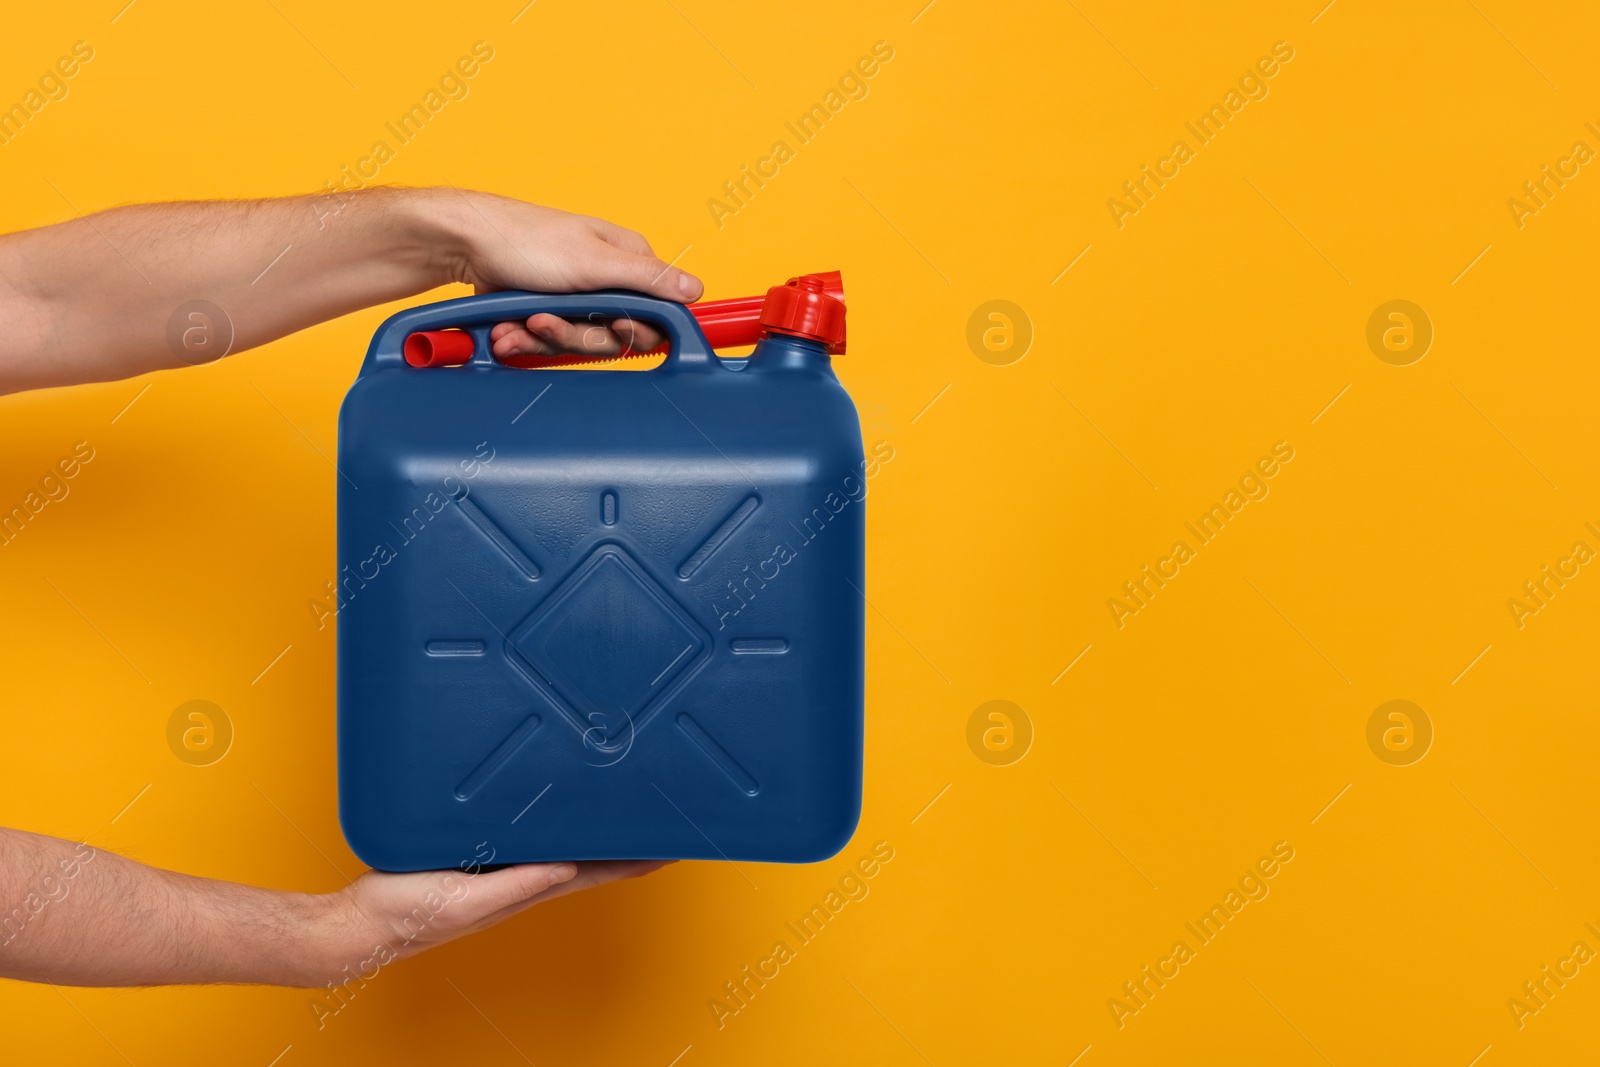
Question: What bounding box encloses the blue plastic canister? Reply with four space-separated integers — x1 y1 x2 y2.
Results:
335 276 865 870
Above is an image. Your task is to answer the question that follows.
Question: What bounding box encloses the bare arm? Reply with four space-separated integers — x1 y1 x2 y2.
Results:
0 188 690 984
0 827 666 987
0 187 703 395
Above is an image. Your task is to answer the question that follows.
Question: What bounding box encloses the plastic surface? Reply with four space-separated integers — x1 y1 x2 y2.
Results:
338 287 865 871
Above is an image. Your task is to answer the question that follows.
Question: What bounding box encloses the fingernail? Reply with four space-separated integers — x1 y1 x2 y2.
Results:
549 864 577 884
677 272 697 298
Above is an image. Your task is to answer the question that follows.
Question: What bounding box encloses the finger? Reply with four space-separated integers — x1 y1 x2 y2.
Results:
489 321 541 353
586 217 655 258
491 316 605 357
454 861 675 936
530 314 614 353
536 314 665 355
489 325 549 357
606 317 666 354
589 246 703 304
517 859 674 906
470 861 674 931
490 316 665 358
459 862 578 917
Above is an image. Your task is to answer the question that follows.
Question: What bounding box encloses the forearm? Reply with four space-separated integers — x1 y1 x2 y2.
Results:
0 188 465 395
0 827 338 987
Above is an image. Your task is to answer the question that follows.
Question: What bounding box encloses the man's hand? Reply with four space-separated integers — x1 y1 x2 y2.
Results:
0 187 703 395
433 191 698 361
0 827 671 987
321 860 670 982
0 191 689 985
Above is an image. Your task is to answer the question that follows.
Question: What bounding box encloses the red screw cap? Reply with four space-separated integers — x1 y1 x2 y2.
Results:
760 271 846 354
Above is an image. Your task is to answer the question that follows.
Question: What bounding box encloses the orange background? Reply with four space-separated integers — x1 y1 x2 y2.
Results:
3 0 1600 1063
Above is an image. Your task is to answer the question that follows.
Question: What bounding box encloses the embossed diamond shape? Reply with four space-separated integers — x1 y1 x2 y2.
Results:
508 545 706 742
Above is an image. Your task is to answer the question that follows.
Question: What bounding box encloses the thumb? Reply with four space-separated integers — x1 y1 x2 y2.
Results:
600 247 704 304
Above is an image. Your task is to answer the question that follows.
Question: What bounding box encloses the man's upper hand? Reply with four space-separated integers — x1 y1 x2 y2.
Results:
0 187 704 394
436 191 703 361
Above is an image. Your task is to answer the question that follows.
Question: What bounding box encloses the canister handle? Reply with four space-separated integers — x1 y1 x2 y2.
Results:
361 289 716 375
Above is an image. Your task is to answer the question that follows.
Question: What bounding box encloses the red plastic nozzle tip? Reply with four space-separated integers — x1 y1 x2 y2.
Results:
404 330 475 367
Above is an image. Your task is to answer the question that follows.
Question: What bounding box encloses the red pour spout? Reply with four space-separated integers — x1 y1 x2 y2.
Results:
634 269 846 356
